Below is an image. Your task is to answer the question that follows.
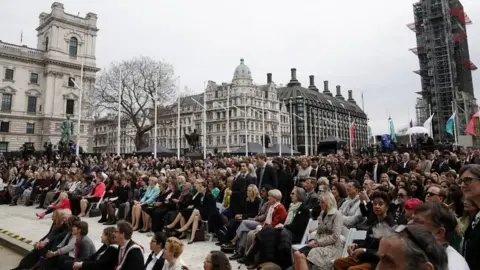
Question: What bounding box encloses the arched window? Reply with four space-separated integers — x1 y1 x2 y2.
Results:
69 37 78 57
45 37 49 52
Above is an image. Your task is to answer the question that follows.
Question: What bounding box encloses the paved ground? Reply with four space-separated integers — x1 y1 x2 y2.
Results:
0 205 241 270
0 244 23 269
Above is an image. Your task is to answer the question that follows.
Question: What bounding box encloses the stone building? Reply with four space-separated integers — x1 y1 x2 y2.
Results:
0 2 99 152
92 114 137 154
155 59 292 153
277 68 369 154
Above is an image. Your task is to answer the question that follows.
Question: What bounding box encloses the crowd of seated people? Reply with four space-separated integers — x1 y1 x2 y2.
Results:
3 150 480 270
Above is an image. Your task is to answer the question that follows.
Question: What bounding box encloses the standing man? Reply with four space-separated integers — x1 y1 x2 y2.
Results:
255 153 277 189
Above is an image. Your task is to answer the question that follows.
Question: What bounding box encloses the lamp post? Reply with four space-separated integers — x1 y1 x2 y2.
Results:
213 100 231 153
303 98 308 156
226 85 230 153
176 77 181 159
231 100 248 156
116 69 122 156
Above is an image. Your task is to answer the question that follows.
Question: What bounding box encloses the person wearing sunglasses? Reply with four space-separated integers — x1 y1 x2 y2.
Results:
409 202 469 270
424 184 446 204
458 164 480 270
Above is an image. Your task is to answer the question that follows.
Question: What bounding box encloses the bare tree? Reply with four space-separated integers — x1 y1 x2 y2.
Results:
91 57 177 150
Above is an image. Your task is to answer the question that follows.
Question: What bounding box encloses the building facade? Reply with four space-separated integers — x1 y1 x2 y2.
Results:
415 97 429 125
0 2 99 153
92 114 137 154
409 0 477 142
277 69 368 154
154 59 369 155
155 59 291 153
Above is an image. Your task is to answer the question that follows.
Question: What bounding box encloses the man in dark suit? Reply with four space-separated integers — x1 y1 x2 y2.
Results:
368 156 386 183
145 232 166 270
255 153 278 189
114 221 145 270
309 158 321 179
230 162 255 216
302 177 320 219
272 158 293 206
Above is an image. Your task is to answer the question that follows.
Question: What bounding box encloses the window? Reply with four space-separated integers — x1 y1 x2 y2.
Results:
30 73 39 84
0 121 9 133
0 142 8 153
27 96 37 113
69 37 78 57
26 123 35 134
68 77 75 87
45 37 49 52
1 94 12 112
4 69 14 80
66 99 75 115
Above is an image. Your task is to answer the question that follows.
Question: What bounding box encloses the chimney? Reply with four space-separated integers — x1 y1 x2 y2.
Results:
267 73 272 84
335 85 344 100
347 90 357 104
323 80 332 96
287 68 301 87
308 75 319 92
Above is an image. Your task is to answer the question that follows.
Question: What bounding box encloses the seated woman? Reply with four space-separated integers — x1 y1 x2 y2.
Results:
58 221 96 270
148 181 181 233
333 190 394 270
37 215 81 270
131 176 160 231
69 176 93 216
226 185 271 259
204 251 231 270
163 182 193 237
163 237 188 269
79 173 106 217
64 227 118 270
36 192 71 219
98 177 120 223
301 190 344 270
208 181 220 200
243 187 310 269
173 181 216 244
235 189 287 262
103 178 133 225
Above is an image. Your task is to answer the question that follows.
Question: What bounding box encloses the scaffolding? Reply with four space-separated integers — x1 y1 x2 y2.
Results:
408 0 477 144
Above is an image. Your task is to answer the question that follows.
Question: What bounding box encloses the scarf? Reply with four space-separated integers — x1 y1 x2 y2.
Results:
285 202 302 225
265 202 281 225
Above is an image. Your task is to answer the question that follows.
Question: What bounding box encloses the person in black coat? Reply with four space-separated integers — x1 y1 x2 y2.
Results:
148 183 181 232
114 221 145 270
62 227 118 270
164 183 194 239
230 162 255 216
272 158 294 207
255 153 278 189
144 232 167 270
176 181 216 244
13 210 70 270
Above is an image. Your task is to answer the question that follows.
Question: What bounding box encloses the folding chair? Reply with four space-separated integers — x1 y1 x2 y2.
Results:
86 191 106 217
292 218 319 251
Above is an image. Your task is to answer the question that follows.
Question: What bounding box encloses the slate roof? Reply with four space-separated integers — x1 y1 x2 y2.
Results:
276 71 366 118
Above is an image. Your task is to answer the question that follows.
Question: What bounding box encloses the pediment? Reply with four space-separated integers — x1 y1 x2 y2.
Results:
63 92 79 100
26 89 42 97
0 86 17 94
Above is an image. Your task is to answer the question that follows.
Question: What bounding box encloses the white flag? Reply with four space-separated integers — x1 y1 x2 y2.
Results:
423 113 434 136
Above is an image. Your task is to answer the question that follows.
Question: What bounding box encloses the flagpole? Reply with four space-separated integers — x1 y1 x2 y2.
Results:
176 77 181 159
452 102 458 146
348 112 352 154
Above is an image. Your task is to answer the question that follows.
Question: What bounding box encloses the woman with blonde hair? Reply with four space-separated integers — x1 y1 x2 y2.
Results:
302 191 344 270
131 177 160 231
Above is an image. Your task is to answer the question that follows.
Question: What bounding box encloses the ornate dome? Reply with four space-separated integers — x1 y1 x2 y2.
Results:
233 58 252 81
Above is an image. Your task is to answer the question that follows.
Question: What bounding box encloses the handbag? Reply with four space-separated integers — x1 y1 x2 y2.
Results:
89 207 101 218
193 228 205 242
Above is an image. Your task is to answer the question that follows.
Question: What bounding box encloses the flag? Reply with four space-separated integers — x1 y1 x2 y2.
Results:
465 111 480 136
388 117 397 143
446 112 456 135
367 125 372 137
423 114 434 136
350 121 356 147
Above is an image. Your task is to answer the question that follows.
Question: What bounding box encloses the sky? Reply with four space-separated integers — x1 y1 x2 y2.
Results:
1 0 479 135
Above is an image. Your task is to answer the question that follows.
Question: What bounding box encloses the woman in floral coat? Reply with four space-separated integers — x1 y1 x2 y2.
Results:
305 191 344 270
